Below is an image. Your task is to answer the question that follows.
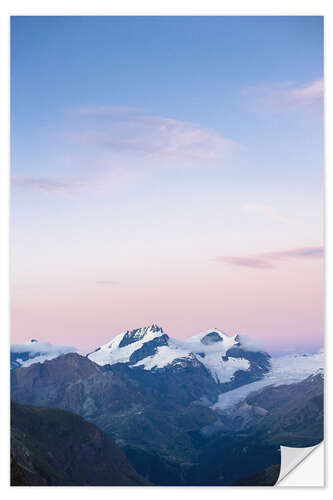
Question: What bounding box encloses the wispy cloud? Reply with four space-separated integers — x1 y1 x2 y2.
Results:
14 107 240 197
12 176 86 197
11 341 76 355
261 246 324 260
215 256 275 269
68 106 239 164
287 79 324 103
12 166 140 197
244 78 323 113
74 105 144 116
215 246 323 270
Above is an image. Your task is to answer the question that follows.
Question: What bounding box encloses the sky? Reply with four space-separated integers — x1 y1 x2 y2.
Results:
11 16 324 353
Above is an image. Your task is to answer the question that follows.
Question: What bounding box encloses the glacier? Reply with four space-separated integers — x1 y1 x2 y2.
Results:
212 349 324 410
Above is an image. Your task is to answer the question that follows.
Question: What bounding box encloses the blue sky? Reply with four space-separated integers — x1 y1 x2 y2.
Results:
11 16 324 352
11 16 323 146
11 16 323 202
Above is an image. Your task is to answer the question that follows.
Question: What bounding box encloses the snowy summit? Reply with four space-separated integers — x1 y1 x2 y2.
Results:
87 324 265 384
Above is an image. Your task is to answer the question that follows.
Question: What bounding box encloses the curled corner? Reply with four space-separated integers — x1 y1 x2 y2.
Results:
276 443 322 484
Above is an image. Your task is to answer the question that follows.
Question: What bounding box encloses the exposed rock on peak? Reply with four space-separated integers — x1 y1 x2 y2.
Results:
119 324 165 348
201 331 224 345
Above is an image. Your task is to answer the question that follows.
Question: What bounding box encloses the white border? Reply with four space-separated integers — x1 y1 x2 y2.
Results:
1 1 331 498
0 1 331 15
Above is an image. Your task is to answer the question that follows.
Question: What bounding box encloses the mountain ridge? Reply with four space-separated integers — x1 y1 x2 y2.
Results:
11 400 149 486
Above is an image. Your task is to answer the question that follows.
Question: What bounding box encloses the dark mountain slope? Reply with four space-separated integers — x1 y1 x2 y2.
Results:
207 372 324 445
11 353 218 484
11 401 148 486
245 372 324 447
192 372 324 485
234 465 281 486
10 354 323 486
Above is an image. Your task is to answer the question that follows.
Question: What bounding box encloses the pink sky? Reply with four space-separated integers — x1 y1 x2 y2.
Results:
11 251 323 354
11 17 323 355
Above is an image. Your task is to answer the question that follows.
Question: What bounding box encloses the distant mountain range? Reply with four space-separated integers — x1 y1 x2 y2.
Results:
10 339 76 370
10 324 324 486
11 325 271 393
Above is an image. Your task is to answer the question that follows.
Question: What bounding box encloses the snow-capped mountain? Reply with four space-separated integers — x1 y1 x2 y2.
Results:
87 324 271 386
11 326 323 402
10 339 76 370
88 325 168 365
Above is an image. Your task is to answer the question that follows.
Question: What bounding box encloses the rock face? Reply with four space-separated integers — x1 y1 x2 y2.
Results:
11 353 151 423
244 372 324 446
200 331 224 345
119 324 164 348
10 351 219 413
10 401 148 486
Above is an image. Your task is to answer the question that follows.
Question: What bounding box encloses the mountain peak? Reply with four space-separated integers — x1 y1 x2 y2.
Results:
87 325 167 366
200 330 224 345
86 325 272 387
119 325 165 348
189 328 233 345
151 323 163 331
